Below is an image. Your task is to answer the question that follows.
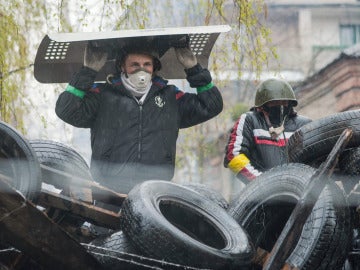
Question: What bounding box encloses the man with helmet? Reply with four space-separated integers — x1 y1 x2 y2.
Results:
55 40 223 194
224 78 311 184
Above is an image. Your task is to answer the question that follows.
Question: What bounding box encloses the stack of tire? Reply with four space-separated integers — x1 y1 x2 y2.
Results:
86 180 255 270
226 110 360 270
0 121 255 269
84 111 359 270
1 110 360 269
0 122 97 269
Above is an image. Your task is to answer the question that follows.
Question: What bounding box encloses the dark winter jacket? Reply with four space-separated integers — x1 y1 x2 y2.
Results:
56 65 223 193
224 109 311 183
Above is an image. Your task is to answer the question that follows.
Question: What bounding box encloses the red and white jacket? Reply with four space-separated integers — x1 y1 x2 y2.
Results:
224 109 311 183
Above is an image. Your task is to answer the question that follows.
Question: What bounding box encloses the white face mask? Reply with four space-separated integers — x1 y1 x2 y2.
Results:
127 69 152 91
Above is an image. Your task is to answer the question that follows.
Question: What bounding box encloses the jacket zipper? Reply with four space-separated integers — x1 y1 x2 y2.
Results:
138 100 143 160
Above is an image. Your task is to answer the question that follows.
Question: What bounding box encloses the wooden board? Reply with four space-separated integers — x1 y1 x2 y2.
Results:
0 174 103 270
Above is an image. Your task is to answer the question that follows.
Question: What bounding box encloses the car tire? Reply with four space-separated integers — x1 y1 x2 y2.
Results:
85 231 142 270
287 110 360 164
120 180 254 269
339 147 360 176
228 163 352 270
29 139 92 186
182 183 229 209
29 139 92 225
0 121 41 201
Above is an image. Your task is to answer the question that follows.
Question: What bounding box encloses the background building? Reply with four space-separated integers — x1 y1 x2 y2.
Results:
266 0 360 77
264 0 360 118
217 0 360 116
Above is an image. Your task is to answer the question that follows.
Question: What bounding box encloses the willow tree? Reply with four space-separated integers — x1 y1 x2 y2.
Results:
0 1 48 132
0 11 27 130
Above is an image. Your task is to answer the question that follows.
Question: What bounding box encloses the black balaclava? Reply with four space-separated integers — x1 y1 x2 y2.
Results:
262 104 292 127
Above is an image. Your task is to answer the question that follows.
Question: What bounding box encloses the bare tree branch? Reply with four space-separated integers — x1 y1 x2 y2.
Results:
0 64 34 80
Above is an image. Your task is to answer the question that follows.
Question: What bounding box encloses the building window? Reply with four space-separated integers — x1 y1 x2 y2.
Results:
340 24 360 46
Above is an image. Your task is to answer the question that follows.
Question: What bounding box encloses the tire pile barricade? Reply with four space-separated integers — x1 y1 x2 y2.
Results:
2 110 360 269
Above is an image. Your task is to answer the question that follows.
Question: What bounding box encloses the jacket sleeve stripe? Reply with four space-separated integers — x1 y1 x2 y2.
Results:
228 153 250 173
240 166 261 180
254 137 287 146
196 82 214 93
228 153 262 179
66 85 85 98
226 114 247 161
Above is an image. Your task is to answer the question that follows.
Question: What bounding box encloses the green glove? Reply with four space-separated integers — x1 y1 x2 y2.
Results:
84 42 108 72
175 47 197 69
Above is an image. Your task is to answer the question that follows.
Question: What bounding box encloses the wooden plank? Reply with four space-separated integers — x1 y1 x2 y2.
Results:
40 164 127 206
263 128 353 270
37 189 121 229
0 175 104 270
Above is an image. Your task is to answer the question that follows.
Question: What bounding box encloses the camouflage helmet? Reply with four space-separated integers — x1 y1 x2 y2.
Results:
254 78 298 107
